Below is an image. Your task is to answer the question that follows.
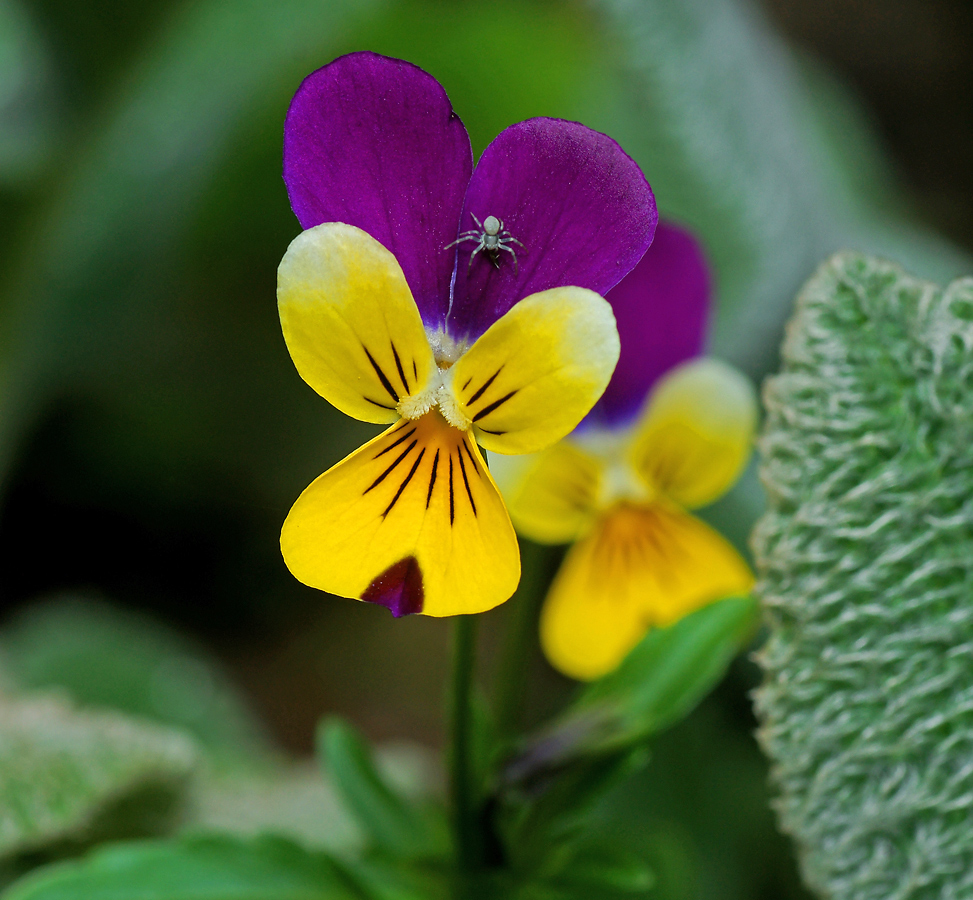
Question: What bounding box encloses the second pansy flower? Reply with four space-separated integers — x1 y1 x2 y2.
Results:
493 223 756 679
277 52 657 618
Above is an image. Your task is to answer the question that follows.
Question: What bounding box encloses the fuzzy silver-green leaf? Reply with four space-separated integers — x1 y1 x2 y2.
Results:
0 693 196 859
753 252 973 900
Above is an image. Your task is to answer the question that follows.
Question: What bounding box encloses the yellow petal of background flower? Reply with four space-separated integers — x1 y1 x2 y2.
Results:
278 222 437 424
629 358 757 510
490 442 603 544
280 411 520 617
540 502 753 681
449 287 620 455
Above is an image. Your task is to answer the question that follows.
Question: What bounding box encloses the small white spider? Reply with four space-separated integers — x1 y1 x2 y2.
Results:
445 214 525 274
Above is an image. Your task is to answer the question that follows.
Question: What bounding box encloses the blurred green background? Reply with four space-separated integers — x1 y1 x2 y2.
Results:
0 0 970 897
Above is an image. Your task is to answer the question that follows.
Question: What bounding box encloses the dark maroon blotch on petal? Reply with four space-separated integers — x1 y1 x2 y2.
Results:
582 221 711 430
283 52 472 330
361 556 424 617
447 117 657 340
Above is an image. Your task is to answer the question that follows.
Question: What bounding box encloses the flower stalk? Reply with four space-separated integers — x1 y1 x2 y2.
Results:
492 540 550 742
448 614 481 881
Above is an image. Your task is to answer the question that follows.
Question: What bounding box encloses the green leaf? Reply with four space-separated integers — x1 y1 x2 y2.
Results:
577 595 758 745
499 752 648 877
0 834 365 900
0 693 196 861
549 843 655 897
754 254 973 900
494 598 756 876
317 719 444 860
0 596 271 763
508 596 758 779
336 856 448 900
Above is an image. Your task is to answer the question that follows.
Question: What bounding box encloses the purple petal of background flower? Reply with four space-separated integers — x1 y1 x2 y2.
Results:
446 118 657 341
581 220 711 430
283 52 472 330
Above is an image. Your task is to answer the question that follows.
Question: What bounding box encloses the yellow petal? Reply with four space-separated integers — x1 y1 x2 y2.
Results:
490 441 603 544
449 288 620 455
540 502 753 681
280 411 520 617
277 222 437 424
629 358 757 509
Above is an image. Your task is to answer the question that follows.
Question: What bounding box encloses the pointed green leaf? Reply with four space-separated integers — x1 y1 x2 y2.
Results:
0 834 365 900
549 843 655 896
499 751 648 875
336 855 448 900
507 596 757 782
577 595 758 743
317 719 444 860
494 598 756 875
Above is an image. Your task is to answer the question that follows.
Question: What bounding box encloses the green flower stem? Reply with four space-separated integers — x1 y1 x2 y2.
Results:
449 614 480 883
493 539 550 743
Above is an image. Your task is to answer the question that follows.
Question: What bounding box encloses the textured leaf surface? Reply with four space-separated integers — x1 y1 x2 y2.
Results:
0 694 196 860
0 834 363 900
0 596 269 761
753 253 973 900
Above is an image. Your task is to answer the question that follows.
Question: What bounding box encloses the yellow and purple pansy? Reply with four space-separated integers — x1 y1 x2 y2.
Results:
276 52 657 618
493 223 757 679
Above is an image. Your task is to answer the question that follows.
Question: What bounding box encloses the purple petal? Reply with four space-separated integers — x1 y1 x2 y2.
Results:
283 52 472 329
361 556 424 617
446 118 656 341
583 221 711 429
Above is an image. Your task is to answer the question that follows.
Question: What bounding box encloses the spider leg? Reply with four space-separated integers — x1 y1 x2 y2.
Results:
470 212 484 230
499 243 519 275
444 232 479 250
468 241 485 273
504 235 525 249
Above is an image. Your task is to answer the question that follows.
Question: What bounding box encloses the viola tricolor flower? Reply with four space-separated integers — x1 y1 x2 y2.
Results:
277 52 656 618
493 223 756 679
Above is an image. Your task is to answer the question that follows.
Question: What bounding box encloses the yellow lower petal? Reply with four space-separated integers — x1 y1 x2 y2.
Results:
449 287 620 455
280 412 520 617
540 502 753 680
490 441 603 544
278 223 437 424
